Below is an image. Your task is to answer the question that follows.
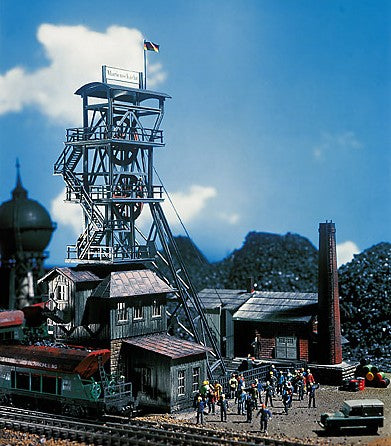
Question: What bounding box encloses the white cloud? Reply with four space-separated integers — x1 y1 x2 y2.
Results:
218 212 240 225
162 185 217 228
337 240 360 267
51 188 83 235
0 24 166 125
313 131 363 161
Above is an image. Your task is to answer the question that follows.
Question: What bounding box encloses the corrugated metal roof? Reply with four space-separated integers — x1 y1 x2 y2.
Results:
123 333 210 359
92 269 173 298
39 267 101 284
197 288 252 311
233 291 317 323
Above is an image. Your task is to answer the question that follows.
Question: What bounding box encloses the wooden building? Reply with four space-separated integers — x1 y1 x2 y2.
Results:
197 288 318 362
196 289 250 358
40 266 210 412
233 291 317 361
123 333 208 412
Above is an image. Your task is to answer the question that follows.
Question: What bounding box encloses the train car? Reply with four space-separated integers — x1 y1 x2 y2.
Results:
0 343 134 417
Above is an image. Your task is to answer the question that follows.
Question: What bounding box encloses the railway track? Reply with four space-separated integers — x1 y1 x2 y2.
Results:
0 405 316 446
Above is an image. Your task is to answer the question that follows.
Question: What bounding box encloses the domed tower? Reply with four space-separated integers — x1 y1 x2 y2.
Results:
0 161 56 309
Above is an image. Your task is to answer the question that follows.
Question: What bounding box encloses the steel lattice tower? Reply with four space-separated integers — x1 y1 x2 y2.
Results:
54 74 226 377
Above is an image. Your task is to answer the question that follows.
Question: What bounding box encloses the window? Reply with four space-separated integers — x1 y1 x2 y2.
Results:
56 283 67 302
55 283 68 315
31 374 41 392
16 372 29 390
117 301 128 322
133 305 143 320
42 376 57 394
192 367 200 393
177 370 185 396
141 367 151 392
152 299 161 318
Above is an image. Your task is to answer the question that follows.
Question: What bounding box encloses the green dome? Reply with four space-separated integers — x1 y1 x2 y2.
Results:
0 165 55 258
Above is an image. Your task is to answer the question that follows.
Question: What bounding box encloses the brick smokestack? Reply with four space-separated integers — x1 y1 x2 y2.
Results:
318 221 342 364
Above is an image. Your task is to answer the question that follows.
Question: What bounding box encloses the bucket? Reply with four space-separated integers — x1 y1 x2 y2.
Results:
357 377 365 391
366 371 375 382
371 366 379 374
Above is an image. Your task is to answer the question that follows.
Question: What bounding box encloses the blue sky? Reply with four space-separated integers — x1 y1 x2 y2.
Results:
0 0 390 267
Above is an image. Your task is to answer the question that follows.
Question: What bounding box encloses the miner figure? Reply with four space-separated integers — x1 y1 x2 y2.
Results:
257 404 272 434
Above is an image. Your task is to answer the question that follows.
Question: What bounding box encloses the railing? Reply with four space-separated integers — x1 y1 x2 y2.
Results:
104 382 133 401
219 364 271 394
66 245 113 262
66 243 155 263
65 185 164 201
66 125 163 144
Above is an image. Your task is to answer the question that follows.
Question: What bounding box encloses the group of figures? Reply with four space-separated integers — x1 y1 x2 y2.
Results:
194 366 319 434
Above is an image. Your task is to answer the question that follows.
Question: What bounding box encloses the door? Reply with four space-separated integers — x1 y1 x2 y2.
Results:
275 336 297 359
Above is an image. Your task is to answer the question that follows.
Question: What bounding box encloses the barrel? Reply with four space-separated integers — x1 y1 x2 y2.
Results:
379 377 390 388
366 371 375 382
362 364 373 374
371 365 379 374
375 372 385 382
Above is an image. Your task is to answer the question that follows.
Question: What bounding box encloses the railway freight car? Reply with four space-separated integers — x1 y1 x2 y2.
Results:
0 343 134 417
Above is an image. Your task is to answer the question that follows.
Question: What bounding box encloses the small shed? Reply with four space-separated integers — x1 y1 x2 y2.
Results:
196 289 250 358
233 291 318 361
122 332 209 412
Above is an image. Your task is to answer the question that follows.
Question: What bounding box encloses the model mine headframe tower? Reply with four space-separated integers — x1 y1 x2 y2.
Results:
54 67 226 377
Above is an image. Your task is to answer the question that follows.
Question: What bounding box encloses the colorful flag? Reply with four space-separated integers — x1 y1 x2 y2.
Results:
144 41 160 52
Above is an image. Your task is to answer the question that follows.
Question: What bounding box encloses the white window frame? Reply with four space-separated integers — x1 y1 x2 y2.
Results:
133 305 143 321
56 283 67 301
192 367 200 393
152 299 161 318
55 283 68 311
177 369 185 396
117 301 128 322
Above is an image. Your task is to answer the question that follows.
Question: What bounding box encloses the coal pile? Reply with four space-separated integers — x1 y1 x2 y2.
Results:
156 236 230 291
225 232 318 292
339 242 391 371
165 232 318 293
167 233 390 371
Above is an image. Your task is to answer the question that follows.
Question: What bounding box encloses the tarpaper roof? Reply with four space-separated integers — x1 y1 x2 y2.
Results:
233 291 318 323
123 333 210 359
92 269 173 299
197 288 252 311
39 267 101 284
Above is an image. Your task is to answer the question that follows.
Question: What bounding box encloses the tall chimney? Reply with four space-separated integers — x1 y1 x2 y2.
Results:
318 221 342 364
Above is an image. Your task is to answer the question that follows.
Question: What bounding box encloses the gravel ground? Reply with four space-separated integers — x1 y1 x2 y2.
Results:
1 386 389 445
172 385 391 445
